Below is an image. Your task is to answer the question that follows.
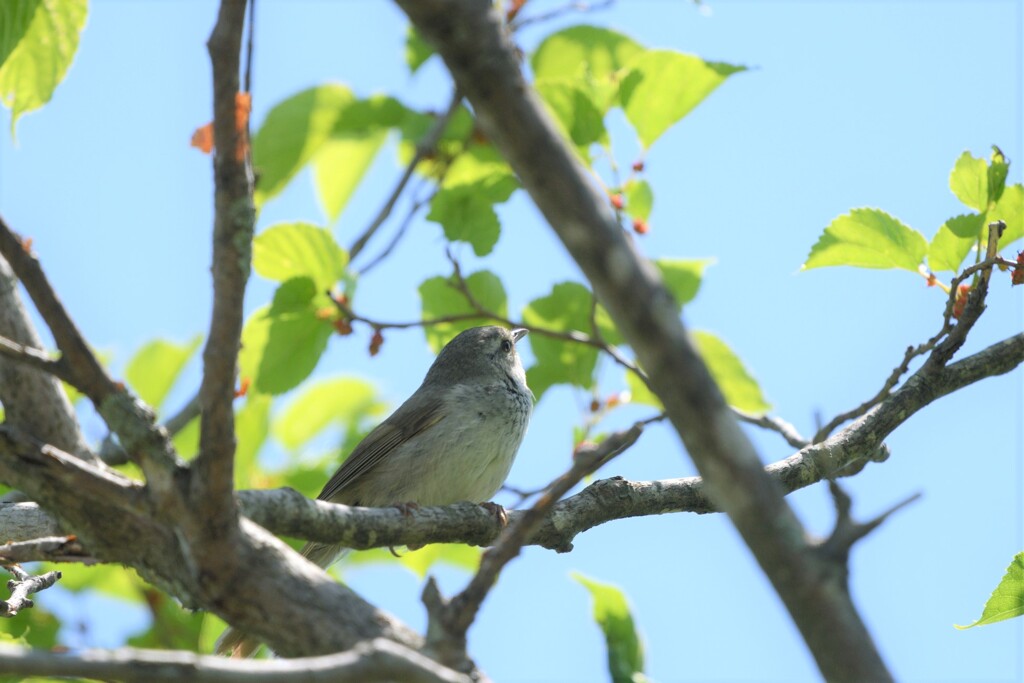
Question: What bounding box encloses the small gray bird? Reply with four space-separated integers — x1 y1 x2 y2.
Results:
217 325 533 657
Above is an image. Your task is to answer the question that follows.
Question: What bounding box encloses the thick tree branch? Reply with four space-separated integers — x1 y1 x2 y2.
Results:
396 2 893 680
0 252 92 462
0 218 183 497
192 0 255 545
0 639 472 683
5 331 1019 567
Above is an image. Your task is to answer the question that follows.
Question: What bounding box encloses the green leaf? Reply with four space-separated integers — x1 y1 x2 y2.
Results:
531 25 644 112
803 208 927 271
239 304 334 395
234 393 270 490
654 258 711 306
572 572 646 683
522 282 599 398
694 331 770 414
928 213 984 273
624 369 659 410
994 184 1023 250
252 84 356 207
628 331 769 413
535 79 607 152
273 377 385 450
398 544 481 578
419 270 508 353
313 129 388 223
987 146 1009 205
334 95 410 133
956 552 1024 629
54 562 141 599
124 336 201 411
443 145 516 189
253 222 348 291
619 50 745 148
269 276 318 314
0 601 59 649
949 151 990 212
427 185 501 256
0 0 86 134
172 415 199 459
405 25 433 74
624 180 653 221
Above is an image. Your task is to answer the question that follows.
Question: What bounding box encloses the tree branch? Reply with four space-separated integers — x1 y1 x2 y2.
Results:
349 89 463 265
192 0 255 545
0 250 93 462
396 2 893 680
0 565 61 617
0 638 473 683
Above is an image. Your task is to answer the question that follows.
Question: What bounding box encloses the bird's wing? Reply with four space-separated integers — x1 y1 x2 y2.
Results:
316 397 446 503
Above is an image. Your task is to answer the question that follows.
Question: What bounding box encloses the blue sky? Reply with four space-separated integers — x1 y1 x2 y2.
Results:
2 1 1022 681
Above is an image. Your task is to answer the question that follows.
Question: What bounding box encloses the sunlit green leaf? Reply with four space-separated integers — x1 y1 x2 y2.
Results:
442 145 516 188
313 129 388 223
427 185 503 256
949 151 989 212
252 84 356 206
273 377 385 450
928 213 984 273
0 601 59 649
53 563 141 599
626 331 769 414
803 208 927 271
253 222 348 291
531 25 644 112
239 304 334 395
235 393 270 489
127 589 205 650
572 572 646 683
654 258 711 307
172 415 199 459
419 270 507 353
694 331 770 414
956 552 1024 629
0 0 86 134
619 50 745 148
535 79 607 153
522 282 598 398
124 336 201 411
405 25 434 74
987 146 1009 205
994 184 1023 250
624 180 653 222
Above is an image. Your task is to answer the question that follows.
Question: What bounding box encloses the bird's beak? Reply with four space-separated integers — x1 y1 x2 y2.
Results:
511 328 528 343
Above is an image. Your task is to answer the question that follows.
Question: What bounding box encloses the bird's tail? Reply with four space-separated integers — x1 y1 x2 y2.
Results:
214 542 347 658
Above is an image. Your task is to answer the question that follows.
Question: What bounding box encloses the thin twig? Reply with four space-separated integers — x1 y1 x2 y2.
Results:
814 224 1009 442
357 182 438 276
349 90 463 263
0 335 72 383
734 409 809 449
0 565 61 617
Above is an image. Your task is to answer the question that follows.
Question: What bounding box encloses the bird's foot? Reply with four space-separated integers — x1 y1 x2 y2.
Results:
479 501 509 527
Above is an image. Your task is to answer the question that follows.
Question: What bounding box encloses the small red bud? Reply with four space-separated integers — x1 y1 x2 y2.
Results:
952 284 971 319
589 398 601 413
333 318 353 336
632 218 649 235
1012 251 1024 286
369 329 384 356
234 377 251 398
610 193 625 210
632 160 645 172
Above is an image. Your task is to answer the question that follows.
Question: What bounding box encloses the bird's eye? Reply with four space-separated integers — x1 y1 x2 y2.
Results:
501 339 513 353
